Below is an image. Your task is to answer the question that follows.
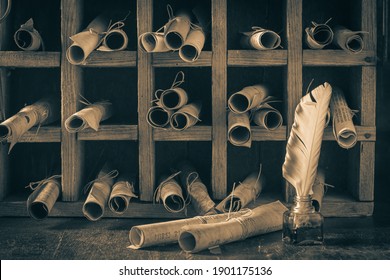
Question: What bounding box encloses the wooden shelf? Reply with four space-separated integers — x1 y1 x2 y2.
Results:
323 126 376 141
251 126 287 141
153 126 212 141
9 127 61 143
0 51 60 68
303 50 377 66
152 51 212 67
228 50 287 66
77 125 138 141
82 51 137 68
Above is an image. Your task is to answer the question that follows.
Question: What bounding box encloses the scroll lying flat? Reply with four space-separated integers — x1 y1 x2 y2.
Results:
109 175 137 214
164 14 192 50
305 21 333 50
155 174 185 213
170 102 202 131
333 25 365 53
14 18 44 51
179 28 206 62
97 23 128 52
157 87 188 111
228 84 269 114
240 27 281 50
253 103 283 131
147 106 172 128
228 111 251 148
139 32 170 53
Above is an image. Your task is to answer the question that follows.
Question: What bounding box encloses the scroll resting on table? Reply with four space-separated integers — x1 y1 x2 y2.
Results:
129 210 248 249
147 106 172 128
179 201 287 253
170 102 202 131
0 96 60 152
83 164 117 221
333 25 365 54
228 84 269 114
155 173 185 213
216 171 264 213
304 21 333 50
14 18 44 51
65 101 112 133
108 175 137 214
27 177 61 220
228 111 251 148
330 87 357 149
240 27 281 50
177 160 216 215
253 103 283 131
311 169 325 212
179 28 206 62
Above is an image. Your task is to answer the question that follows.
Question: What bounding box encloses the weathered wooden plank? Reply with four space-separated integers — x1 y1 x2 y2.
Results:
228 50 287 66
303 50 377 66
323 126 376 141
13 127 61 143
81 51 137 68
137 0 155 201
61 0 85 201
0 51 61 68
153 126 212 141
152 52 212 67
211 0 227 200
77 125 138 141
251 126 287 141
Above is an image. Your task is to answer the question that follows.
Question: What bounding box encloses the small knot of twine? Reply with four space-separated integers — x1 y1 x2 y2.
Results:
25 175 62 191
83 169 118 194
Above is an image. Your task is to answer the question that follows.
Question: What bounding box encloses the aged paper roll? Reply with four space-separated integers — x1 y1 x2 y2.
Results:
164 14 192 50
305 21 334 49
312 169 325 212
109 175 137 214
83 165 117 221
147 106 172 128
333 25 365 53
228 84 269 114
155 174 185 213
253 103 283 131
170 102 202 131
179 28 206 62
240 27 281 50
177 160 216 215
27 177 61 220
157 87 188 111
228 111 251 148
216 171 264 213
66 14 111 65
0 96 60 152
65 101 112 133
14 18 44 51
179 201 287 253
139 32 170 53
330 87 357 149
129 210 248 249
97 22 128 52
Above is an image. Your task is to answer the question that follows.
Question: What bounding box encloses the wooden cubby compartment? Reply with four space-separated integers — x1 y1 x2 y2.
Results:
0 0 377 218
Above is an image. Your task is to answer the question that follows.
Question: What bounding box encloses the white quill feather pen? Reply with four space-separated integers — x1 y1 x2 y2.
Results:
282 82 332 197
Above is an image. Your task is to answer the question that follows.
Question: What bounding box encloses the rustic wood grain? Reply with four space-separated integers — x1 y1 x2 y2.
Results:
303 50 377 66
137 0 155 201
13 127 61 143
323 126 376 141
61 0 85 201
152 52 212 67
0 51 61 68
228 50 287 66
153 126 212 141
251 126 287 141
211 0 227 200
81 51 137 68
77 125 138 141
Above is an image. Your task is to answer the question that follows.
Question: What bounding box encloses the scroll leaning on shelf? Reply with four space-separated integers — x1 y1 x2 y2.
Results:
14 18 44 51
216 171 264 213
66 14 111 65
155 173 186 213
253 103 283 131
228 111 252 148
27 176 61 220
304 21 334 50
0 96 60 152
108 175 137 214
311 169 325 212
83 165 118 221
177 160 216 215
129 210 248 249
179 201 287 253
333 25 365 54
97 21 128 52
170 102 202 131
147 106 172 128
179 27 206 62
228 84 270 114
240 27 281 50
330 87 357 149
64 101 112 133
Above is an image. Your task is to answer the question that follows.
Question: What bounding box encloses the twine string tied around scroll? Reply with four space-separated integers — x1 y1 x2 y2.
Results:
25 175 62 191
83 169 119 195
153 171 182 204
152 71 185 103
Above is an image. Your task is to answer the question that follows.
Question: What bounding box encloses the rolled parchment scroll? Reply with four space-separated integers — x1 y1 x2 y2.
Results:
66 14 110 65
65 101 112 133
146 106 172 128
83 165 117 221
14 18 44 51
108 175 137 214
179 201 287 253
312 169 325 212
228 111 251 148
0 96 60 152
177 160 216 215
170 102 202 131
157 87 188 111
155 173 186 213
27 177 61 220
179 28 206 62
129 210 248 249
305 21 334 49
216 171 264 213
139 31 170 53
240 27 281 50
164 14 192 50
330 87 357 149
97 22 128 52
253 103 283 131
333 26 365 54
228 84 269 114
